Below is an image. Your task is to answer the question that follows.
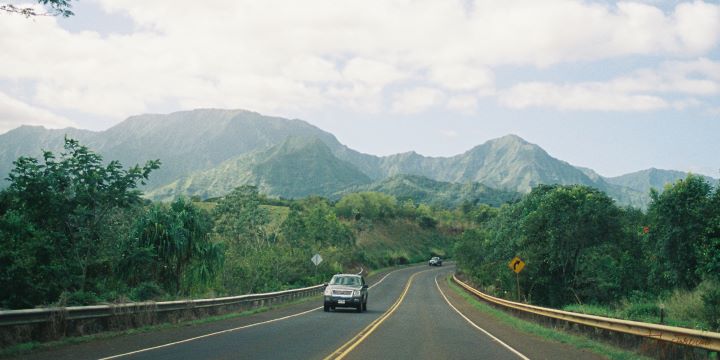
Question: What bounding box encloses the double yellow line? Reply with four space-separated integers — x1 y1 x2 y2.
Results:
323 269 430 360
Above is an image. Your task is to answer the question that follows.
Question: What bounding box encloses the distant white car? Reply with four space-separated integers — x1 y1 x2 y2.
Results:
428 256 442 266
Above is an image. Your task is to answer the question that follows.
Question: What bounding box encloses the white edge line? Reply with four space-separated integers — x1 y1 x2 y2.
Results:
99 267 401 359
98 306 321 360
434 274 531 360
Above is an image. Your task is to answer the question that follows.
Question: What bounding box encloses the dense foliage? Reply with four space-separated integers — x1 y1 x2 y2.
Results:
454 176 720 330
0 139 456 309
0 138 160 307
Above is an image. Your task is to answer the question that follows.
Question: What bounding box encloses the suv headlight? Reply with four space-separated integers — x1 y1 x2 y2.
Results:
353 290 361 297
324 288 332 296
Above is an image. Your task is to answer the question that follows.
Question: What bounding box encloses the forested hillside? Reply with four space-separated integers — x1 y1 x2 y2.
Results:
148 136 372 201
0 139 457 309
335 174 520 208
2 109 714 208
455 176 720 331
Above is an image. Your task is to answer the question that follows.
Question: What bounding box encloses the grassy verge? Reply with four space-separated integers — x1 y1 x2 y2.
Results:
447 277 651 360
0 295 320 359
561 282 718 332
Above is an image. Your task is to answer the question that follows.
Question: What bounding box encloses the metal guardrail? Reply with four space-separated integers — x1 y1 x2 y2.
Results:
452 274 720 352
0 284 324 327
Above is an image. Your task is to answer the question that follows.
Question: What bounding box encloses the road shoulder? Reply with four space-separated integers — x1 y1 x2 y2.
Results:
438 275 615 360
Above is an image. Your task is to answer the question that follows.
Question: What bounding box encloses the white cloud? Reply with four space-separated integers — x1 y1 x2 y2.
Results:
0 0 718 119
430 64 494 92
499 58 720 111
671 98 702 110
391 87 444 114
342 58 407 88
441 129 459 138
0 91 76 133
499 82 669 111
446 95 479 114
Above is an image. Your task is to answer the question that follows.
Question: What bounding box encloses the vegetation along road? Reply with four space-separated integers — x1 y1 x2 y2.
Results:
16 265 603 360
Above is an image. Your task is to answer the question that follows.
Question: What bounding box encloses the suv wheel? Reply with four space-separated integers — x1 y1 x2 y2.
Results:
323 304 329 312
362 301 367 312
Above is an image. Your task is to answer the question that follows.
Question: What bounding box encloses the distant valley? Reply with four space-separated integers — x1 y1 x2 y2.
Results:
1 109 716 208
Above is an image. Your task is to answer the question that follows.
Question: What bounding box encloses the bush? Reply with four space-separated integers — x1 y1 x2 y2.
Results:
59 290 101 306
418 215 437 229
622 301 660 319
702 282 720 331
130 282 165 301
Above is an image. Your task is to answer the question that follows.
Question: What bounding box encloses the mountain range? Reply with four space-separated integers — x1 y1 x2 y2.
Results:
1 109 716 208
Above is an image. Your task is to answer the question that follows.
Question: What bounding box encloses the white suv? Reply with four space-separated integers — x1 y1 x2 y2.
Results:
323 274 368 312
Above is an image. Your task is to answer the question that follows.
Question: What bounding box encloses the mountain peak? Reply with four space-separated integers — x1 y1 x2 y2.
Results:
487 134 533 148
497 134 527 143
274 135 328 153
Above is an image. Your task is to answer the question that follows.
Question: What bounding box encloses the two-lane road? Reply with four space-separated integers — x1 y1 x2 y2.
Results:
18 264 605 360
102 265 435 360
339 267 523 360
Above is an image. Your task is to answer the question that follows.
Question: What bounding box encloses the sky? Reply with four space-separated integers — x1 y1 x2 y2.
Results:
1 0 719 178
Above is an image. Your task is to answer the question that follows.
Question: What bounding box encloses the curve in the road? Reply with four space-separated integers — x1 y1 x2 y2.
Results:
434 274 529 360
338 267 527 360
323 269 433 360
97 266 409 360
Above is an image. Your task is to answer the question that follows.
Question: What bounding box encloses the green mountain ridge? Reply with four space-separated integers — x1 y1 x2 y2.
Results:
2 109 716 208
607 168 719 193
147 136 371 201
335 174 521 208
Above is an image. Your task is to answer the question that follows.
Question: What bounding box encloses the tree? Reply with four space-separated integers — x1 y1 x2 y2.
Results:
1 0 74 17
335 192 397 221
0 137 159 306
698 187 720 282
647 175 712 289
123 198 223 295
519 185 626 306
213 186 269 249
454 185 630 306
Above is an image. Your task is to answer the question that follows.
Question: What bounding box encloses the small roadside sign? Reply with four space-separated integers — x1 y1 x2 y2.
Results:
311 253 323 266
508 256 525 274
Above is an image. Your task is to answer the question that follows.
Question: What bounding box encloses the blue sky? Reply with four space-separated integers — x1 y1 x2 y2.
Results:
1 0 719 177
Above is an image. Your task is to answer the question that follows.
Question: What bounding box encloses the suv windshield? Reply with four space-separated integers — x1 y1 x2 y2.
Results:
329 276 360 286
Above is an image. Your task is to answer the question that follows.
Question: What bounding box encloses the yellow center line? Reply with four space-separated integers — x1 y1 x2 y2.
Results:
323 268 434 360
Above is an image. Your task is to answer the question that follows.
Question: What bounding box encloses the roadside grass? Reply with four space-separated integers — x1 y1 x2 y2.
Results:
446 277 651 360
562 283 715 331
0 294 321 359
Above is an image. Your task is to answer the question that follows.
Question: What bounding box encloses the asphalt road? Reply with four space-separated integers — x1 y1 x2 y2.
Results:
16 264 606 360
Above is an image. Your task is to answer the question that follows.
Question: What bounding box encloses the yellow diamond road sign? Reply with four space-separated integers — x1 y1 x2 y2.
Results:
508 256 525 274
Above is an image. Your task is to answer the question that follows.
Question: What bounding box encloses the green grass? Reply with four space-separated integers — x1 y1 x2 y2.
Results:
447 277 651 360
355 218 452 267
0 294 320 359
561 287 713 331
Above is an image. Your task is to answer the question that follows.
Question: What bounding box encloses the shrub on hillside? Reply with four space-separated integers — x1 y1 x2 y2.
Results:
59 290 101 306
702 281 720 331
130 282 166 301
622 301 660 319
